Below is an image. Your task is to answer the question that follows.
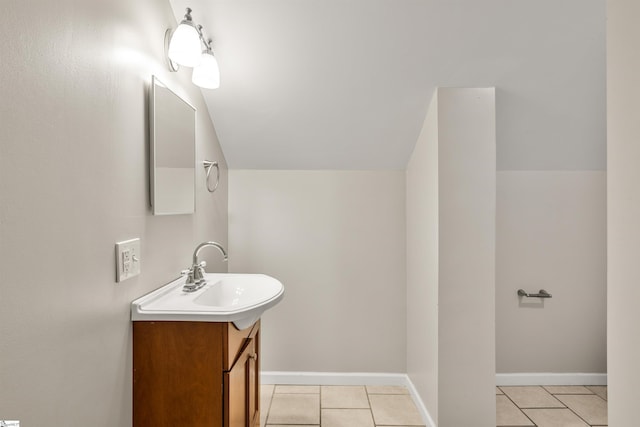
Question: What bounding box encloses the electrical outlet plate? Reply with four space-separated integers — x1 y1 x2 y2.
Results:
115 238 141 282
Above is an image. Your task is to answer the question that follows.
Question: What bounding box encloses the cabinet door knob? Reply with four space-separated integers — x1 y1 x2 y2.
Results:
249 353 257 360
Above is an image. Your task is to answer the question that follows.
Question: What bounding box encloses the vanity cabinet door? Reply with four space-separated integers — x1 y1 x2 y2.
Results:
224 324 260 427
224 339 251 427
133 321 225 427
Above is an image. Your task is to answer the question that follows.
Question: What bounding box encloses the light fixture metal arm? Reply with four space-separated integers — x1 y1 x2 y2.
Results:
181 7 194 24
195 25 215 53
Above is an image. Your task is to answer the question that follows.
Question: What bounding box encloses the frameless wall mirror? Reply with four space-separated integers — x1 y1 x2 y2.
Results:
150 75 196 215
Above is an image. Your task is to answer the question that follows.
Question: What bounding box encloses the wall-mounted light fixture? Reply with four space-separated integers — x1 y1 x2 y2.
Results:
166 7 220 89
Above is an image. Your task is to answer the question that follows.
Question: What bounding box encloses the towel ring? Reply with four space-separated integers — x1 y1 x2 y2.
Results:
203 160 219 193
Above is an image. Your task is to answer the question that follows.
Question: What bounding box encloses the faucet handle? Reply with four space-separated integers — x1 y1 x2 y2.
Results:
199 261 207 268
181 267 197 285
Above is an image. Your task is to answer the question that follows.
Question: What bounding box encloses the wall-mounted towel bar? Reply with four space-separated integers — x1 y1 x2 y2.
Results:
517 289 552 298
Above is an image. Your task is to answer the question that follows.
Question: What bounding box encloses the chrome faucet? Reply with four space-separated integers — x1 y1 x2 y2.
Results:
183 241 228 292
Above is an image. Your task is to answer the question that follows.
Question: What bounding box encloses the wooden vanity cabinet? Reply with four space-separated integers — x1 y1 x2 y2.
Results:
133 320 260 427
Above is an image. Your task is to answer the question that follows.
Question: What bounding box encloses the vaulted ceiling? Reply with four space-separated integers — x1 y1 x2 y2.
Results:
169 0 606 170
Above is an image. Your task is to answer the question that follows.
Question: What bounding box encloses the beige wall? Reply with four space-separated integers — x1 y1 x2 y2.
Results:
407 88 496 426
496 171 607 374
607 0 640 424
0 1 228 426
228 170 406 373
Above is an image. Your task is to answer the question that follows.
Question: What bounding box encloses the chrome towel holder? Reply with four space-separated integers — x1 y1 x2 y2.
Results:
203 160 219 193
517 289 552 298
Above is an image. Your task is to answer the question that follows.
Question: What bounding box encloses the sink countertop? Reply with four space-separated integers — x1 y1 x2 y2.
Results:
131 273 284 329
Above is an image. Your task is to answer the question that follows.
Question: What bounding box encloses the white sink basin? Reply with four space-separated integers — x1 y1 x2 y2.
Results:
131 273 284 329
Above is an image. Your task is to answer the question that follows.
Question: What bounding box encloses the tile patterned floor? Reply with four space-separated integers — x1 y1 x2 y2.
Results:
260 384 608 427
260 384 424 427
497 385 608 427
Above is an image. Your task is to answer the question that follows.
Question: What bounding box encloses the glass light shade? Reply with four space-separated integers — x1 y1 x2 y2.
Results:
168 23 202 67
192 51 220 89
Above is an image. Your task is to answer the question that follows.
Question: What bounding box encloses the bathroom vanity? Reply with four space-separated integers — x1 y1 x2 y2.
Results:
133 320 260 427
131 273 284 427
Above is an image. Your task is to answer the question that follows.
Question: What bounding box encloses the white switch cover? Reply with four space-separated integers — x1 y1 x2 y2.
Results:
115 238 141 282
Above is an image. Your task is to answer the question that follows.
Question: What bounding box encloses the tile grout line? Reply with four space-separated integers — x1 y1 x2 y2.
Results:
549 392 605 427
319 385 322 426
322 385 377 426
263 385 272 426
364 385 377 427
497 386 538 427
505 387 609 427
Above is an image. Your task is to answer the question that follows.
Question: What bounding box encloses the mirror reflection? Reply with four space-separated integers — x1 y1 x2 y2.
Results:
149 76 196 215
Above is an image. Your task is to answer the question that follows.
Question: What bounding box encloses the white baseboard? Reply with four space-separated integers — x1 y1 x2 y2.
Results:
496 373 607 386
404 375 438 427
261 371 436 427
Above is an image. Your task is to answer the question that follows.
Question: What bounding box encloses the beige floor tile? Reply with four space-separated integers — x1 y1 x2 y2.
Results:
321 385 369 408
321 409 375 427
543 386 593 395
523 408 590 427
555 394 608 426
496 395 535 427
267 425 319 427
261 385 274 407
586 385 608 401
261 385 274 427
501 386 565 408
369 394 423 426
274 384 320 393
366 385 409 395
496 386 504 395
262 384 275 393
267 393 320 425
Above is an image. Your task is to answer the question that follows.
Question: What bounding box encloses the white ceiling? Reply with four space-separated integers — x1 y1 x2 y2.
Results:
169 0 606 170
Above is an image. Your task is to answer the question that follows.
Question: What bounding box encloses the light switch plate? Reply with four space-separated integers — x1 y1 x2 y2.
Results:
115 238 141 282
